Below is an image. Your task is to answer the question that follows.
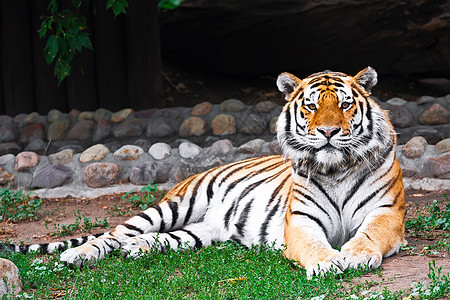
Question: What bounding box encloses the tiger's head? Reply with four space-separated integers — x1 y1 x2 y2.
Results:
276 67 396 176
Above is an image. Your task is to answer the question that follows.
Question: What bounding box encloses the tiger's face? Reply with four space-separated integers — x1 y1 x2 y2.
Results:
276 67 395 175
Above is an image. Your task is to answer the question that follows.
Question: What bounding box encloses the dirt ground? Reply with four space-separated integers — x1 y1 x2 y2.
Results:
1 188 450 293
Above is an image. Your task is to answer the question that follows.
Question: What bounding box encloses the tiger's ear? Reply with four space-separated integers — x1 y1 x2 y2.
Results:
277 72 301 101
354 67 378 94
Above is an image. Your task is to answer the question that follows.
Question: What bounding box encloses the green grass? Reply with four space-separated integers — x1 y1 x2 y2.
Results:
0 187 42 222
121 182 160 211
45 210 109 237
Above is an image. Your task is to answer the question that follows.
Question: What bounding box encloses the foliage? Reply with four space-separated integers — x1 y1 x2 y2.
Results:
121 182 159 211
405 193 450 238
0 188 42 222
40 0 183 84
46 210 109 237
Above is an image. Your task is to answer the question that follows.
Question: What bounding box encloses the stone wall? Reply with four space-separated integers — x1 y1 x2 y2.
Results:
0 95 449 193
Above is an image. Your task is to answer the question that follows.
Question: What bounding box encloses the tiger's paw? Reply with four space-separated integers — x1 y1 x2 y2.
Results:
341 244 382 270
60 245 100 268
121 237 153 258
305 249 348 279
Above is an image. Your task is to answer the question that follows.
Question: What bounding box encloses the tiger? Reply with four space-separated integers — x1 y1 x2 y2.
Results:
1 67 405 278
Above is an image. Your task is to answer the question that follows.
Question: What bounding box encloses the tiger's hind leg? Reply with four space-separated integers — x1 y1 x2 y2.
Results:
121 222 216 258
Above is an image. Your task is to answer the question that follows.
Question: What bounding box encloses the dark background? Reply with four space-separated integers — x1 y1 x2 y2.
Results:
0 0 449 115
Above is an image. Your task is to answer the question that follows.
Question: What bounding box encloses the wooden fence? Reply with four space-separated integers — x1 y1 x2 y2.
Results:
0 0 162 116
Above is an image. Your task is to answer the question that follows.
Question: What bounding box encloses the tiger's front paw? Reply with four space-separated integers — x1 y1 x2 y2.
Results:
121 237 154 258
341 243 382 270
60 245 101 267
305 249 347 279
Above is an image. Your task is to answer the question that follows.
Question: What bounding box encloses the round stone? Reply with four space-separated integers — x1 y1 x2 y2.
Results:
31 164 74 188
269 139 282 154
146 117 175 138
270 117 278 134
49 149 75 164
14 151 39 171
417 96 436 105
130 161 172 185
79 111 94 120
192 101 212 116
209 139 233 157
20 123 46 144
113 119 143 138
0 258 22 298
13 113 27 124
80 144 110 162
133 139 152 152
67 120 94 140
386 98 407 106
402 136 428 159
418 103 450 125
254 101 277 113
24 139 47 155
0 166 14 185
179 142 202 159
94 108 112 121
93 120 112 143
240 114 267 135
211 114 236 135
111 108 133 123
68 109 81 119
24 112 39 125
220 99 246 112
238 139 266 154
435 138 450 154
0 123 19 143
179 117 207 137
388 105 415 128
114 145 144 160
422 154 450 179
47 109 62 123
47 118 71 141
0 143 22 156
84 163 121 188
149 143 171 160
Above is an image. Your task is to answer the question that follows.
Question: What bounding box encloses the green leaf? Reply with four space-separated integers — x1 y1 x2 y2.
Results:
78 32 93 51
39 20 48 39
107 0 129 17
55 59 72 84
44 35 59 64
158 0 183 12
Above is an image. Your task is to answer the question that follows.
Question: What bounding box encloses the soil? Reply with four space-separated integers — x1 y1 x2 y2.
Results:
1 188 450 294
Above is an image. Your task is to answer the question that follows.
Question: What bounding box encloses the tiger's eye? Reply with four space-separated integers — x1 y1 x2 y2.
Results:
341 102 351 109
307 104 316 111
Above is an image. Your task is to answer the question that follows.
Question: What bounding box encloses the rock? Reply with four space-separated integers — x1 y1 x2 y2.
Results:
416 95 436 105
114 145 144 160
47 109 62 123
211 114 236 135
0 258 22 298
270 117 278 134
146 117 175 138
134 108 157 118
191 101 212 116
80 144 110 162
31 164 74 188
67 120 94 140
0 123 19 143
435 138 450 154
238 139 266 154
49 149 75 164
13 113 27 124
130 161 172 184
412 128 442 145
418 103 450 125
69 109 81 119
220 99 246 112
0 115 12 125
24 112 39 125
0 154 15 165
79 111 94 120
14 151 39 171
47 118 71 140
386 98 407 106
104 141 121 153
111 108 133 123
84 163 121 188
94 108 111 121
179 117 207 137
0 166 14 185
149 143 171 160
0 143 22 156
93 120 112 143
446 94 450 104
133 139 152 152
389 105 415 128
179 142 202 158
25 139 47 155
254 101 277 113
209 139 233 156
20 123 46 144
240 113 267 134
173 158 223 182
113 118 143 138
402 136 428 159
269 139 282 154
422 154 450 179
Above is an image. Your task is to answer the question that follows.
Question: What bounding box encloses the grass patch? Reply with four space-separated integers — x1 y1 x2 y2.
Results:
121 182 161 211
0 187 42 222
45 210 109 237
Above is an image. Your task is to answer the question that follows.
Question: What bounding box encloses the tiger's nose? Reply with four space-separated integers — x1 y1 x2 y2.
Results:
317 127 340 138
